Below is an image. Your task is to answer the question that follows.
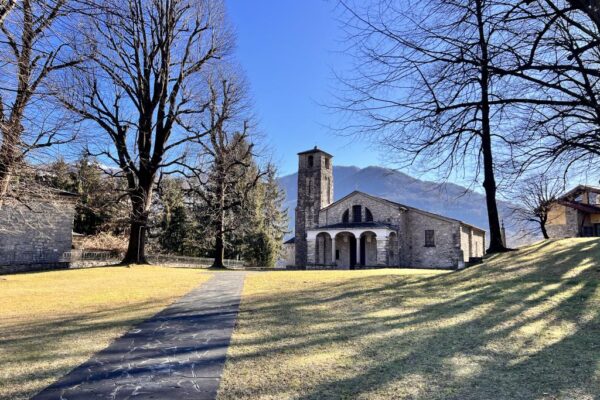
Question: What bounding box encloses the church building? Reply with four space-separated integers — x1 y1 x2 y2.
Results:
292 147 486 269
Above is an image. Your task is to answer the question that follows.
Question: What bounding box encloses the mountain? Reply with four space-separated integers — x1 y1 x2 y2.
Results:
278 165 518 242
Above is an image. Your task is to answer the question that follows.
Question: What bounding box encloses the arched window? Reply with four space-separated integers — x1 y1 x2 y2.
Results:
353 205 362 222
308 155 314 168
342 209 350 224
365 208 373 222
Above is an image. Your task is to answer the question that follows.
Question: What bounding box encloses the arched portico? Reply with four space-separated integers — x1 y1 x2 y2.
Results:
307 226 396 268
360 231 378 266
315 232 333 265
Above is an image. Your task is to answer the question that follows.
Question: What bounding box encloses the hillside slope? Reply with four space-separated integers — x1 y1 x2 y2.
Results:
220 238 600 399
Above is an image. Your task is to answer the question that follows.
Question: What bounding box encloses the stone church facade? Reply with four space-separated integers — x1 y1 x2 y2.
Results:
293 147 486 269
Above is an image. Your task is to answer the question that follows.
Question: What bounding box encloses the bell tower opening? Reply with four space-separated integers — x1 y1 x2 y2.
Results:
294 147 334 266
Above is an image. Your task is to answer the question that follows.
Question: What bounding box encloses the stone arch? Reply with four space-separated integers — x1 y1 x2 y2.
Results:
315 232 333 265
359 231 378 266
365 207 374 222
342 209 350 224
334 231 357 268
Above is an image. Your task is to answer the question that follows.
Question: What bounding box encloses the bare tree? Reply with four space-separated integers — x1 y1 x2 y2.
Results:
186 74 265 268
492 1 600 175
511 174 564 239
0 0 78 204
336 0 518 253
0 0 18 25
60 0 232 263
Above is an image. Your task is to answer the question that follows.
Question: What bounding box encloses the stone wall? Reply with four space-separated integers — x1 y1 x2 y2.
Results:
459 225 486 262
319 192 405 227
471 228 485 258
547 204 581 238
406 210 462 269
0 198 76 273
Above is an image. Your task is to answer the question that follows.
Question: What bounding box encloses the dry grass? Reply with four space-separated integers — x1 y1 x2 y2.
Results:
0 266 211 400
218 238 600 400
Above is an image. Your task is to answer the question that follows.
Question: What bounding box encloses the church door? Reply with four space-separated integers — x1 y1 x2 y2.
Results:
349 236 357 269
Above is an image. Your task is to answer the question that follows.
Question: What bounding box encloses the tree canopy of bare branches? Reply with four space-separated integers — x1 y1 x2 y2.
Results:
336 0 521 252
511 174 564 239
491 1 600 176
0 0 78 204
61 0 233 263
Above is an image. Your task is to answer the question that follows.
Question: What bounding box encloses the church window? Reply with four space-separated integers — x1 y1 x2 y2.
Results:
342 209 350 224
425 230 435 247
308 155 314 168
325 158 330 169
365 208 373 222
353 205 362 223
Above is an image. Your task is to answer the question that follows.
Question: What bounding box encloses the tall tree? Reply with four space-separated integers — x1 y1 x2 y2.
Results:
186 74 266 268
511 174 564 239
336 0 514 253
61 0 232 263
242 165 288 267
0 0 77 203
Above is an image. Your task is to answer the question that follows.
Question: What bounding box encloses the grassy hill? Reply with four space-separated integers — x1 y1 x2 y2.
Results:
219 238 600 400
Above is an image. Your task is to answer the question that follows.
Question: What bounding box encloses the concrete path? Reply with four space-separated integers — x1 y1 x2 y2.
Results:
33 272 246 400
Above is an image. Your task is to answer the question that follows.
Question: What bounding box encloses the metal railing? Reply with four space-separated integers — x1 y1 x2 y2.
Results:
1 248 246 269
60 250 121 263
146 254 246 269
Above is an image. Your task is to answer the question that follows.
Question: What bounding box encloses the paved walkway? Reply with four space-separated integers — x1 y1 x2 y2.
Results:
33 272 246 400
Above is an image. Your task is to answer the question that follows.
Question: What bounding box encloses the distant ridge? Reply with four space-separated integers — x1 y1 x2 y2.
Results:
278 165 517 241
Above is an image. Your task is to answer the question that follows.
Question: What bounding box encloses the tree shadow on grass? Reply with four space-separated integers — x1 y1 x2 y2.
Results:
0 292 231 400
219 239 600 400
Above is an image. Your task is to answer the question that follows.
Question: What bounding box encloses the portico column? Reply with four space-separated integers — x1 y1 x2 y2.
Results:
331 235 336 266
376 236 388 266
356 234 361 267
307 236 316 266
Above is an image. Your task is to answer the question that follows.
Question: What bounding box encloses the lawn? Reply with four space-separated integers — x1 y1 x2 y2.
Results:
0 266 211 400
218 238 600 400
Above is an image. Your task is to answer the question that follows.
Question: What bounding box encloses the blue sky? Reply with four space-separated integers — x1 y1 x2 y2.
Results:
226 1 382 176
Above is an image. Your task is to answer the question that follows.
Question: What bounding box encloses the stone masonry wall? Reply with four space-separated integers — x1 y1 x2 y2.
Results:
471 228 485 258
0 198 76 273
460 225 471 262
295 150 334 266
406 210 462 269
547 205 581 238
319 192 405 227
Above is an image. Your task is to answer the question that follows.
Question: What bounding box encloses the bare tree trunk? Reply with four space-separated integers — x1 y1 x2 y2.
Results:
540 220 550 239
476 0 508 254
212 179 226 269
0 122 22 203
123 183 152 264
124 214 147 264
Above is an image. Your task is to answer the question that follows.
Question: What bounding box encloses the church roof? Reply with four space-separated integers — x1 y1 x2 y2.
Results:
297 146 333 158
320 190 409 212
321 190 486 233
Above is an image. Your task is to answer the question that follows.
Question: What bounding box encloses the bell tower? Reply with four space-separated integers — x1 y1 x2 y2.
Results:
295 147 334 266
